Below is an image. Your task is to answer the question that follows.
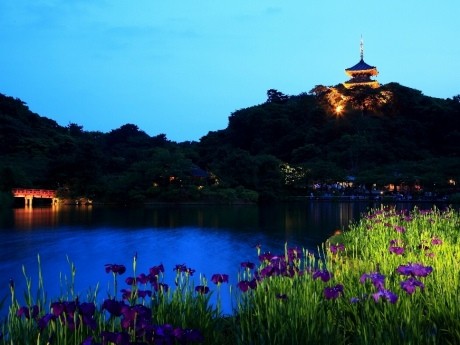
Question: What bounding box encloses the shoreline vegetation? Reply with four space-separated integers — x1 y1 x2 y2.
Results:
1 206 459 344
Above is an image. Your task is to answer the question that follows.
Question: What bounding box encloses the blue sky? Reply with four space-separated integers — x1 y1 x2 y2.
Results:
0 1 459 142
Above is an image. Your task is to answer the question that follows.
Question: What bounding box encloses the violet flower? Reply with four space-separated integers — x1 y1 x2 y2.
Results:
211 273 229 285
237 279 257 292
195 285 210 294
400 277 425 294
372 289 398 304
313 269 333 282
330 243 345 254
104 264 126 275
174 264 195 276
323 284 344 299
149 264 164 276
17 305 39 319
152 282 169 293
102 299 126 317
241 261 255 269
396 263 433 277
37 313 55 330
431 237 443 245
101 331 130 345
136 273 150 285
287 247 302 261
137 290 152 298
259 252 277 262
394 225 406 233
389 246 405 255
360 272 386 290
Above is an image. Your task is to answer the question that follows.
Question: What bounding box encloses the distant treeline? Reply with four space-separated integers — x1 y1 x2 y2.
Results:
1 82 460 205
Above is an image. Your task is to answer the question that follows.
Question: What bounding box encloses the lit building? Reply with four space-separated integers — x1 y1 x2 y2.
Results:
343 38 379 89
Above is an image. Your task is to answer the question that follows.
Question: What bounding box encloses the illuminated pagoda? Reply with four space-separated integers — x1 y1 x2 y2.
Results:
343 38 379 88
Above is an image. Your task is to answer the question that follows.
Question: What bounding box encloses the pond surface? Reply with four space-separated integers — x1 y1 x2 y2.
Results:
0 201 445 315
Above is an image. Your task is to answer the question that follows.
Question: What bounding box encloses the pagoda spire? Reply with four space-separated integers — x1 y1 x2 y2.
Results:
343 37 379 89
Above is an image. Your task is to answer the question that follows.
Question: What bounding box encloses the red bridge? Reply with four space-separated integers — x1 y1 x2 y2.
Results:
12 188 59 207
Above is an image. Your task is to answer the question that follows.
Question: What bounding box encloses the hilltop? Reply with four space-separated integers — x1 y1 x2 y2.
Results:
1 82 459 204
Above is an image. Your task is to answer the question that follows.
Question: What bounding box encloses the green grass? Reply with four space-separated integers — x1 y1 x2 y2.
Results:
1 206 459 344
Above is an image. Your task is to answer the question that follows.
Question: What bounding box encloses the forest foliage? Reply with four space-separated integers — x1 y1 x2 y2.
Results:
1 82 459 204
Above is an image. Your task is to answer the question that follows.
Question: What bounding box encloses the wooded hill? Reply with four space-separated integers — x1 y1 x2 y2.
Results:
1 82 459 204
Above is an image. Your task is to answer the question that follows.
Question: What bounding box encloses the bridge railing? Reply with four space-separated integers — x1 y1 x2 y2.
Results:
12 188 57 198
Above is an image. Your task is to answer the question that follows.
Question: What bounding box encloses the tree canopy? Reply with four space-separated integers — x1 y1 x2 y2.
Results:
1 82 459 204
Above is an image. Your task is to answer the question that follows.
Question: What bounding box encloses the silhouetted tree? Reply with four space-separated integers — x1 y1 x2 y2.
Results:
266 89 289 104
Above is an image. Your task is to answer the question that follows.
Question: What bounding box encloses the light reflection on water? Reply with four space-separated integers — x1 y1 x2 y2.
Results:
0 202 445 316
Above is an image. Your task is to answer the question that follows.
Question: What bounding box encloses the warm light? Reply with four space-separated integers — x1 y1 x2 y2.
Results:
448 179 456 186
335 105 344 114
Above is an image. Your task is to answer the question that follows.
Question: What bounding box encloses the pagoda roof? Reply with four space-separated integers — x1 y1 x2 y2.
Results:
343 80 380 89
345 58 377 72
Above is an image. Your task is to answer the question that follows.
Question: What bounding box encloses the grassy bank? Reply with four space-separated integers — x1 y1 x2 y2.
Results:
1 206 459 344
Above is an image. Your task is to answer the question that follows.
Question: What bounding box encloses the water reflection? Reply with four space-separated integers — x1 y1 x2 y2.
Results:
13 206 61 229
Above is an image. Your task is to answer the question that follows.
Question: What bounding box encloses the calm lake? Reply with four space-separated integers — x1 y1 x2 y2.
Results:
0 201 447 316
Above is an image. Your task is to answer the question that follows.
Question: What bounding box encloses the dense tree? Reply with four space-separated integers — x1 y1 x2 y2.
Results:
1 81 460 204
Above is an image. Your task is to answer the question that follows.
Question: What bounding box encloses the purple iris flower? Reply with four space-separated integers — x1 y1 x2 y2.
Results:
389 246 405 255
104 264 126 275
260 265 281 279
396 263 433 277
431 237 443 245
102 299 126 317
49 301 80 330
313 269 333 282
149 264 164 276
152 282 169 292
400 277 425 294
394 226 406 233
174 328 204 343
237 279 257 292
136 273 150 285
360 272 386 290
50 302 65 317
17 305 39 319
211 273 229 285
287 247 302 261
79 302 95 316
323 284 344 299
78 302 96 330
195 285 210 294
101 331 130 345
330 243 345 254
241 261 255 270
81 336 94 345
259 252 277 262
137 290 152 298
125 277 135 286
372 289 398 304
37 313 55 330
119 304 151 330
174 264 195 276
120 289 132 300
